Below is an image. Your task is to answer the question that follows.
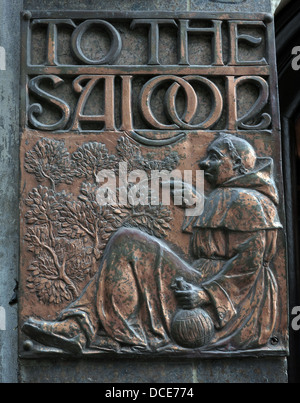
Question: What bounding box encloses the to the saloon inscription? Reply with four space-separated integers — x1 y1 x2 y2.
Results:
19 10 288 357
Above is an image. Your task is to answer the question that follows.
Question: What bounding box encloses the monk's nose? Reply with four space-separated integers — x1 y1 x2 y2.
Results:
199 158 209 170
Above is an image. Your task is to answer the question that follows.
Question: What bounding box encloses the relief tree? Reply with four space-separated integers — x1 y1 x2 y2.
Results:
24 138 74 190
24 136 179 305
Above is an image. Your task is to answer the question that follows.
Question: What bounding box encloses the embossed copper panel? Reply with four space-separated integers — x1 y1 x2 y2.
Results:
19 10 288 358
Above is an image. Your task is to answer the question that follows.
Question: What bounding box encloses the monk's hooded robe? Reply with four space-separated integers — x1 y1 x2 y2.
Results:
59 157 282 352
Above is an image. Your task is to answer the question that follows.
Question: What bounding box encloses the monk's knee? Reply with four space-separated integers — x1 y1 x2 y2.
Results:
109 227 149 247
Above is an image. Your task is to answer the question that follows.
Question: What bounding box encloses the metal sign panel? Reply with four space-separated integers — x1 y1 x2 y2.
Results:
19 9 288 358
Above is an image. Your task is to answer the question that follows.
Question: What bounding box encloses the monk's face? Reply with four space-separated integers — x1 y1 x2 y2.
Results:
199 141 237 187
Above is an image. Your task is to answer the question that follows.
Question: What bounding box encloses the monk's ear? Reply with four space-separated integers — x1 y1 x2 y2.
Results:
233 156 242 170
233 157 247 175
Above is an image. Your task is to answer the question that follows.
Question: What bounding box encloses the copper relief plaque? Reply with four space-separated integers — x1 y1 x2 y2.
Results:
19 10 288 358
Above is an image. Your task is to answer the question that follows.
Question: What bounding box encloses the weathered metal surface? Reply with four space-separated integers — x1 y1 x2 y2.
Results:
19 6 288 360
19 356 288 383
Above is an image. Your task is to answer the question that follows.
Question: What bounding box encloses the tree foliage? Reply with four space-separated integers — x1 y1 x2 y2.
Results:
24 138 74 190
24 137 179 304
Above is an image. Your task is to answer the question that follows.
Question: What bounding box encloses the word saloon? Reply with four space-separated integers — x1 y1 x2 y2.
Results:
21 11 275 141
27 73 271 134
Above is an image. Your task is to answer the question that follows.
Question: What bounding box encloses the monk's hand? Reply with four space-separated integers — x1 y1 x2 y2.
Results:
172 278 209 310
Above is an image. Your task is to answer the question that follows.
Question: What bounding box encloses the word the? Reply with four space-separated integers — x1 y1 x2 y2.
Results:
29 18 268 67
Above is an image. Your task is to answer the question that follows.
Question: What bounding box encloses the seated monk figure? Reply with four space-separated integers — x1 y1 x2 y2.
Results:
22 133 282 354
